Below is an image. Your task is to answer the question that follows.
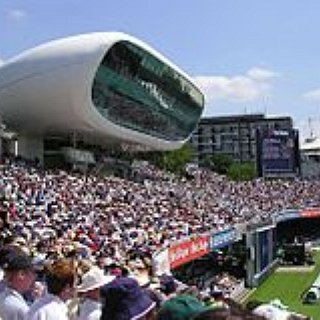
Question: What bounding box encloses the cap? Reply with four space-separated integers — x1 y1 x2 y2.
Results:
3 251 33 271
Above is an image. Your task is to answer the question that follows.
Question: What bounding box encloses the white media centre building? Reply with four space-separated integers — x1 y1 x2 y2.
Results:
0 32 204 164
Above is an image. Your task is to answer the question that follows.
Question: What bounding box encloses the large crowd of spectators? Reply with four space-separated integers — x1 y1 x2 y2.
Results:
0 157 317 319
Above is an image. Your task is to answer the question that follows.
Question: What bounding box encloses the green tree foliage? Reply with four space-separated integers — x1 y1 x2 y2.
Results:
227 162 256 181
206 154 234 174
152 144 194 174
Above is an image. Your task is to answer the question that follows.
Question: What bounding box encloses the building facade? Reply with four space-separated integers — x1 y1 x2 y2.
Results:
189 114 293 163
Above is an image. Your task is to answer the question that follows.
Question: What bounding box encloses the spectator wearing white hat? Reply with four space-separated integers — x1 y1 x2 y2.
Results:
77 267 115 320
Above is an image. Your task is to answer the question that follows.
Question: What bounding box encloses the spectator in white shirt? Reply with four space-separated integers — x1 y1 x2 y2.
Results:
77 266 115 320
0 250 35 320
27 258 76 320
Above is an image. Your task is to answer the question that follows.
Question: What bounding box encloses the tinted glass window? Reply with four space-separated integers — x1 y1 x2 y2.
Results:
92 41 204 141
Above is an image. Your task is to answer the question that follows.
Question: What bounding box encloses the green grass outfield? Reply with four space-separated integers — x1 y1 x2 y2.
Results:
244 251 320 320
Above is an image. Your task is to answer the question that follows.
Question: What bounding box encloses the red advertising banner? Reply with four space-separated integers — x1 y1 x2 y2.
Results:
168 235 210 269
301 208 320 218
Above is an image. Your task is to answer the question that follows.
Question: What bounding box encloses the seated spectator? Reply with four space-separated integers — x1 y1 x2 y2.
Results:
130 257 151 288
27 258 76 320
100 276 156 320
130 258 163 308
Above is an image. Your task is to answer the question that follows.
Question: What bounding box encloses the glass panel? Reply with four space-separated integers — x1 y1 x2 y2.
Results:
92 41 204 141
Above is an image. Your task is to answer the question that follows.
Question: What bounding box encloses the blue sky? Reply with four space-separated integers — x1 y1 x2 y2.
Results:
1 0 320 139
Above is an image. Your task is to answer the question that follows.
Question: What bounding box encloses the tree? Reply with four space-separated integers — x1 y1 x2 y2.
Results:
154 144 194 174
227 162 256 181
207 154 234 174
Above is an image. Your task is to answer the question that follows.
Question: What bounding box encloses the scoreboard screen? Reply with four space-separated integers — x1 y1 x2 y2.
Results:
257 129 300 177
246 225 277 287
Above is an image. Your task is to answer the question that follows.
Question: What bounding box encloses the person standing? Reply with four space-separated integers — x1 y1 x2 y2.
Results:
27 258 76 320
0 251 35 320
77 266 114 320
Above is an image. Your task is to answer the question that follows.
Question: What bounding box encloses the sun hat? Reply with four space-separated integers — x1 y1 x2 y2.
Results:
101 276 156 320
77 267 115 293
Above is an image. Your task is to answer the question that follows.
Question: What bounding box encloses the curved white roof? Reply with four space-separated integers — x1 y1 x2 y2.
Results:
0 32 203 150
